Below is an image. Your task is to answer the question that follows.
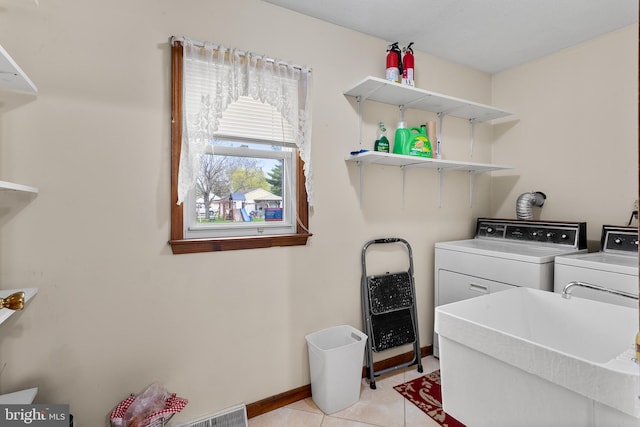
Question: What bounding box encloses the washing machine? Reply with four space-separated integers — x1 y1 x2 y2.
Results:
434 218 587 357
554 225 638 308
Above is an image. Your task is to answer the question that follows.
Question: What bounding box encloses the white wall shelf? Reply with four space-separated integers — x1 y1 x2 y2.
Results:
0 44 37 94
0 44 38 193
346 151 512 207
0 44 39 407
0 288 38 326
345 151 511 173
0 180 38 194
0 289 38 404
343 77 514 207
343 76 511 122
0 387 38 404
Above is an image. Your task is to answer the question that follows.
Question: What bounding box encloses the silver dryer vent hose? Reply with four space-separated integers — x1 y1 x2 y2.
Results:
516 191 546 220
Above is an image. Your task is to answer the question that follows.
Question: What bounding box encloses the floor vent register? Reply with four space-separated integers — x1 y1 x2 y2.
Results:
177 404 248 427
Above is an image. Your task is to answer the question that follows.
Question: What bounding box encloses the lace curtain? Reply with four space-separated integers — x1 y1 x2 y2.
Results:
177 39 313 206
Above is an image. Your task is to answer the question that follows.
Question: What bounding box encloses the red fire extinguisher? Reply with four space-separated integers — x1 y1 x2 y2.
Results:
386 42 402 83
402 42 414 86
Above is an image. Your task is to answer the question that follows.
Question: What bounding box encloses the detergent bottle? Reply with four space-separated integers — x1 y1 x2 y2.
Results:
408 124 433 158
373 121 389 152
393 121 411 155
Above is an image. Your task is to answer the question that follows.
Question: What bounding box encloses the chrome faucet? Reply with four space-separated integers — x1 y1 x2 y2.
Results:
562 281 639 300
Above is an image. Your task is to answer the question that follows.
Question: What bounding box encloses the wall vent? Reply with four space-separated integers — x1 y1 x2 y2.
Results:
177 404 248 427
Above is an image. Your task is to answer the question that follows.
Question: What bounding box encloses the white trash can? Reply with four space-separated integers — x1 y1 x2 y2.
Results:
305 325 367 414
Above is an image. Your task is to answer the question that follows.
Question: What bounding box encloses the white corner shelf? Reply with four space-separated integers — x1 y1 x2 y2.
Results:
344 76 511 122
0 44 37 94
0 288 38 326
0 180 38 194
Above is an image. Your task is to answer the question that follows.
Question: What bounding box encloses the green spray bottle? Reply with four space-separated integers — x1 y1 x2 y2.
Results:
373 122 389 152
408 124 433 158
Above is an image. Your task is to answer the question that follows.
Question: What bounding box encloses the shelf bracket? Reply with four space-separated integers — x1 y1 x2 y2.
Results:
356 96 363 148
399 104 406 123
469 171 474 208
436 112 445 159
437 168 443 208
469 118 476 157
357 160 363 208
401 166 406 208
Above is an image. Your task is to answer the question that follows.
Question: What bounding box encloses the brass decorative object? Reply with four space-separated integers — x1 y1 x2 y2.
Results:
0 291 25 310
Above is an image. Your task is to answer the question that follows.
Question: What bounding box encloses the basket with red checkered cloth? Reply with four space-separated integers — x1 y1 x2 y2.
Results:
109 388 188 427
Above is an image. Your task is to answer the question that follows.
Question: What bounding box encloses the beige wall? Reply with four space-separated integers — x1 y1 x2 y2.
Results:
491 25 638 247
0 0 635 425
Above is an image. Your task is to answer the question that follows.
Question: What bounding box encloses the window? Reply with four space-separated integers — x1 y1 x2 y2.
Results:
185 97 297 238
169 39 312 254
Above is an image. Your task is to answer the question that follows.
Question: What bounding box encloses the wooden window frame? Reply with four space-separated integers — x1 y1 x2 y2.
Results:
169 42 311 254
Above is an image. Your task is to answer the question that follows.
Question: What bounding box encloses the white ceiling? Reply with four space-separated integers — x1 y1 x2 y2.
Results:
261 0 638 73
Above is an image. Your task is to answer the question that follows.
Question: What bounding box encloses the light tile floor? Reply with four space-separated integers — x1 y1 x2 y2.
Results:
249 356 442 427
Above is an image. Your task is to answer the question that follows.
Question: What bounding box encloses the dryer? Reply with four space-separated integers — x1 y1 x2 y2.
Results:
434 218 587 357
554 225 638 308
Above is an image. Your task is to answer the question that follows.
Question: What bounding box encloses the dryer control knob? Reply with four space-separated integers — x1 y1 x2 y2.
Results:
561 233 568 240
486 227 494 234
614 237 623 245
546 232 554 239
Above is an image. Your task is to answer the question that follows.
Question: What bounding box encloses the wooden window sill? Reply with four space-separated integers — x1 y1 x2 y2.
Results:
169 233 312 254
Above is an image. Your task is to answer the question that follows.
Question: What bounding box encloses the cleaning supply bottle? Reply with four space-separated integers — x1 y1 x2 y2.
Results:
408 124 432 158
386 42 402 83
393 121 411 155
426 120 439 159
402 42 415 86
373 122 389 152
